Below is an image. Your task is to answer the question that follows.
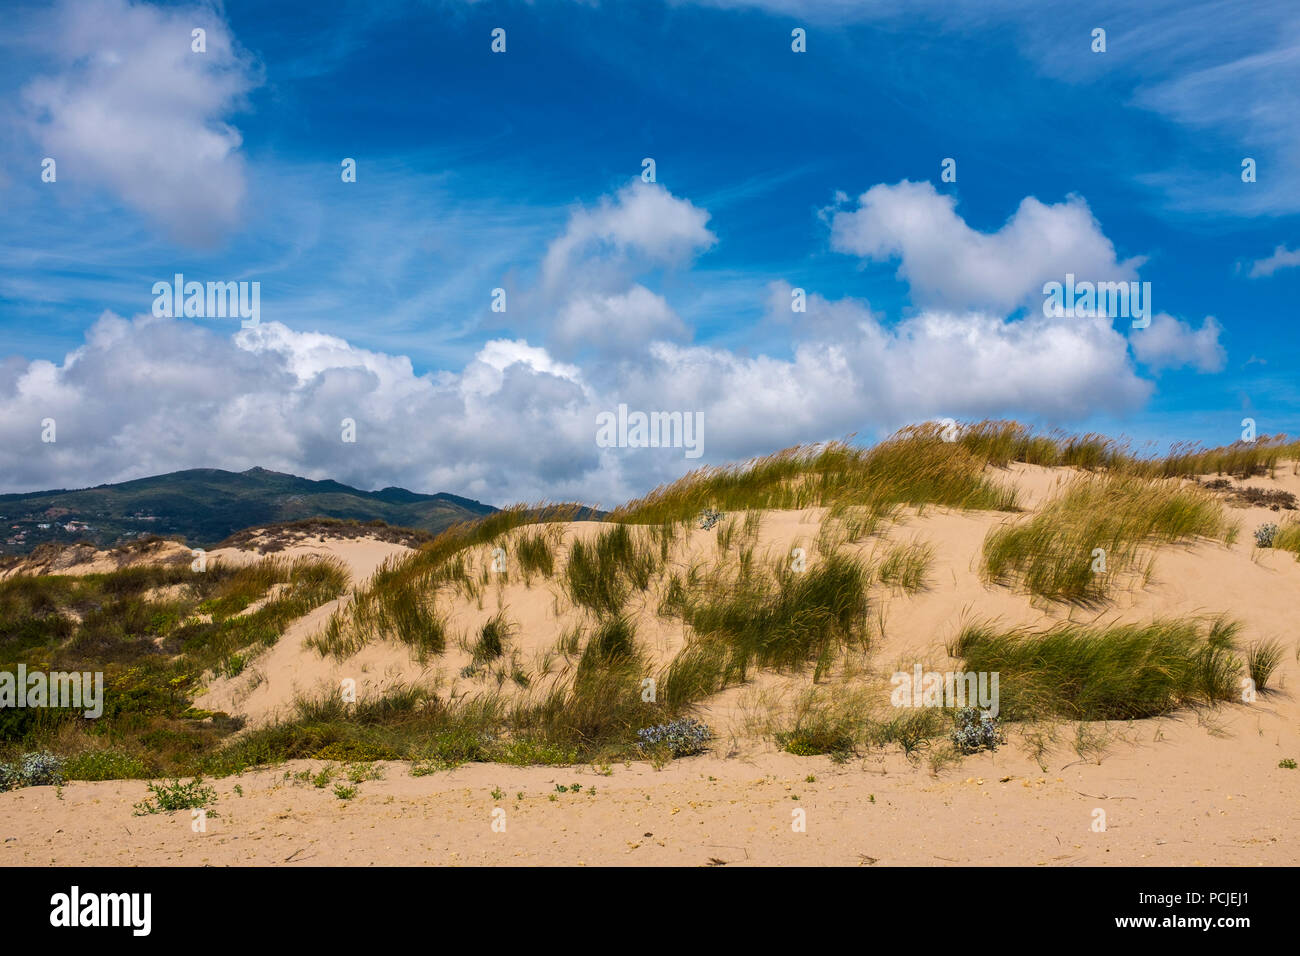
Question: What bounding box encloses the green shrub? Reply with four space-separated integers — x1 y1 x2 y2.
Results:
132 777 217 814
64 749 149 782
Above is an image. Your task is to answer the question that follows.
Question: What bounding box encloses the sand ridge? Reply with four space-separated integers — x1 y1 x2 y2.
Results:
4 463 1299 866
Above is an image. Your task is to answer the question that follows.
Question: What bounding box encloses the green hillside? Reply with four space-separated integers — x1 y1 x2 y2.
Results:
0 467 497 555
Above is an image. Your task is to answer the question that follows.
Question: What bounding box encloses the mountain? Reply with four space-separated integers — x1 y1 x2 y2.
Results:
0 467 497 555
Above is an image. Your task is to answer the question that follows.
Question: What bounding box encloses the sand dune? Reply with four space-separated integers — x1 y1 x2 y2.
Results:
3 463 1299 866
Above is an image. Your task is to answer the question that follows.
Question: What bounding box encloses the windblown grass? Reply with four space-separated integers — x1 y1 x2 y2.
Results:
658 550 871 702
876 541 934 592
1246 639 1285 692
564 524 660 615
514 530 557 580
982 473 1235 604
15 418 1295 779
773 689 865 758
760 686 948 760
951 617 1243 720
957 419 1298 478
312 568 446 659
183 556 349 671
469 611 513 666
1270 522 1300 557
820 500 899 548
206 643 669 774
612 424 1019 525
579 615 638 670
530 630 653 754
315 504 585 657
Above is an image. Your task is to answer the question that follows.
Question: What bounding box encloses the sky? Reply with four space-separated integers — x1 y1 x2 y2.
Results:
0 0 1297 506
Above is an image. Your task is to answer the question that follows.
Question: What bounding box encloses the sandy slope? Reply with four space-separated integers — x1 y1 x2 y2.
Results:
0 539 194 579
2 729 1295 866
3 464 1299 866
196 538 418 722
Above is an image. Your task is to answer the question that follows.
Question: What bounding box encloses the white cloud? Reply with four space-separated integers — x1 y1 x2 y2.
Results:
1247 244 1300 278
1129 313 1226 373
541 180 716 288
0 312 606 503
622 293 1150 463
460 339 584 397
0 178 1205 505
0 289 1154 504
553 285 689 355
527 182 708 361
764 279 884 344
828 181 1140 313
20 0 259 245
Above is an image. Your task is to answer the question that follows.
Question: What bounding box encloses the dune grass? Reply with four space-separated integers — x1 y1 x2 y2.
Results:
819 499 899 549
950 617 1243 720
611 424 1019 526
514 530 557 580
314 504 585 657
203 638 670 774
469 611 514 667
657 550 871 705
310 418 1293 664
876 541 934 593
12 417 1297 779
413 503 587 569
0 556 349 779
579 615 638 670
1246 639 1285 692
182 556 350 673
612 418 1296 534
773 688 866 758
758 685 949 760
0 554 348 681
982 473 1236 604
312 566 447 659
957 419 1298 478
564 524 660 616
1270 521 1300 557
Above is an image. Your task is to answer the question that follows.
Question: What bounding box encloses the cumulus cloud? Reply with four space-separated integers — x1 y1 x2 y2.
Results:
1129 314 1226 373
541 180 716 289
20 0 259 245
0 178 1207 504
616 291 1150 465
526 181 708 362
0 292 1152 502
553 286 689 355
0 311 606 501
828 181 1140 313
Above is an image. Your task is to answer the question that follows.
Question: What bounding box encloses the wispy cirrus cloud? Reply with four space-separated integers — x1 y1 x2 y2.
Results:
682 0 1300 216
1247 244 1300 278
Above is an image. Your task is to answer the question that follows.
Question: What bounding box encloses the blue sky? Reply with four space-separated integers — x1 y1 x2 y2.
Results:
0 0 1297 503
